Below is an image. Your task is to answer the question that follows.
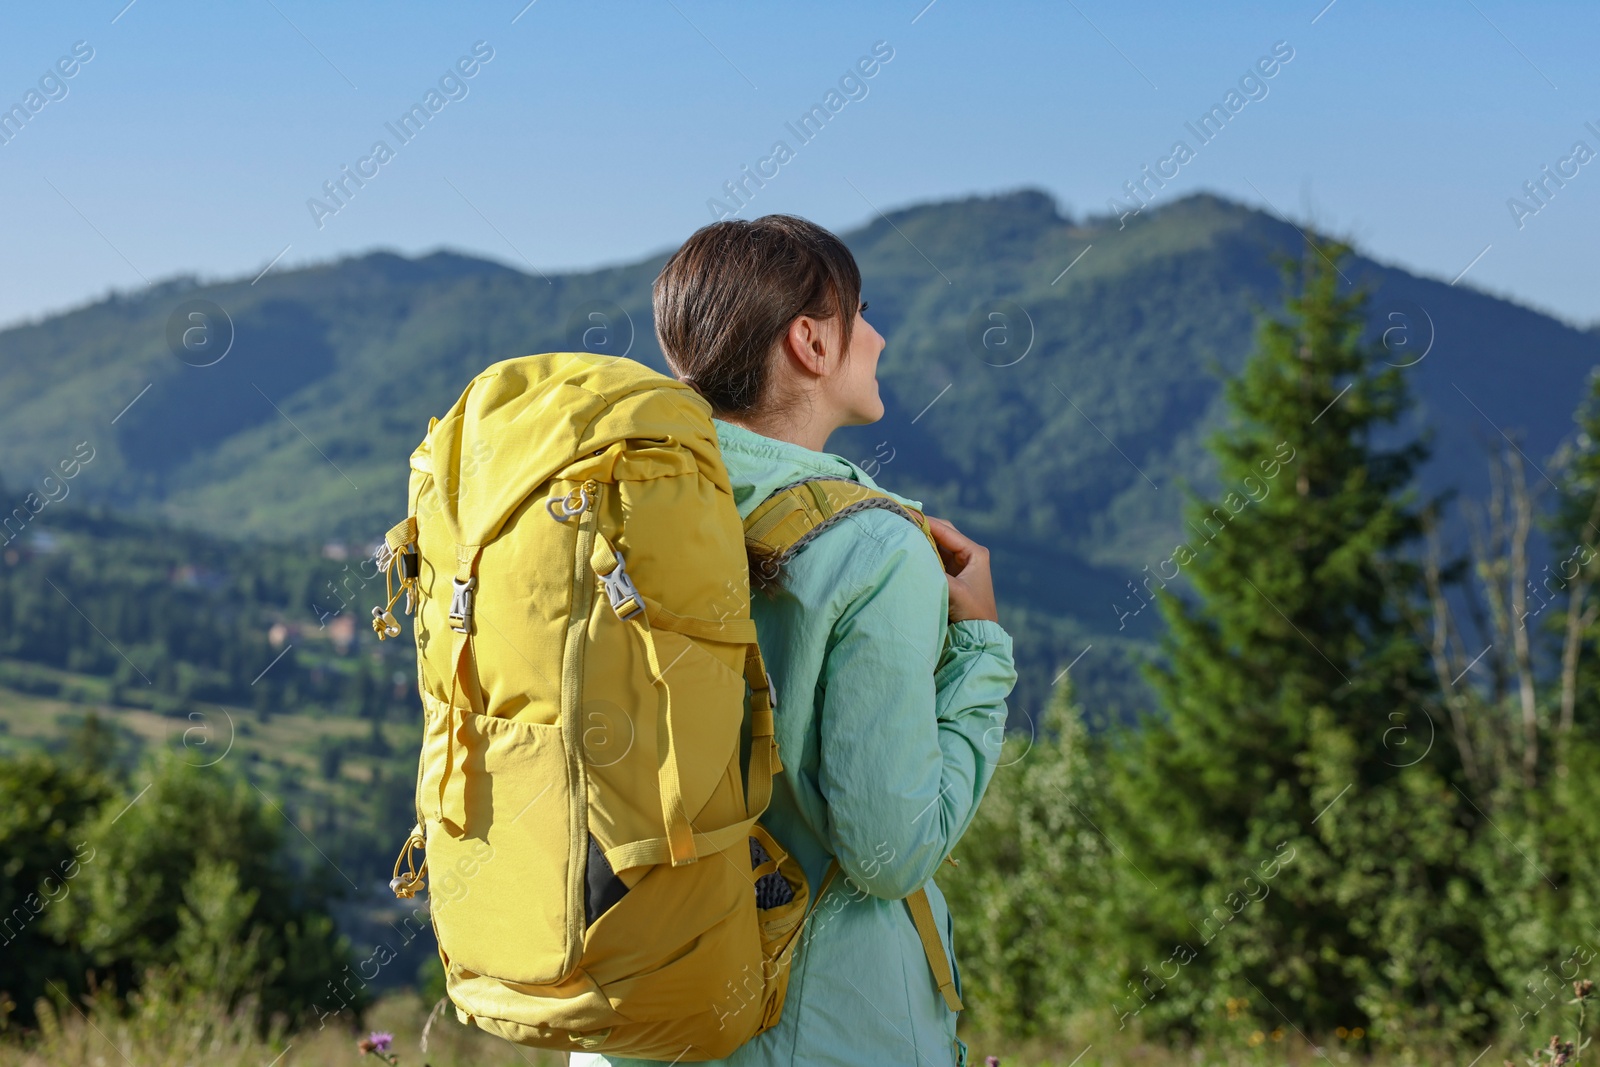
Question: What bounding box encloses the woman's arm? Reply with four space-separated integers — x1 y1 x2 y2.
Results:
816 512 1017 899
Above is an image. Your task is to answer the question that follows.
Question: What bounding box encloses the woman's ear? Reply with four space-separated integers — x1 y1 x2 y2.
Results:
781 315 833 377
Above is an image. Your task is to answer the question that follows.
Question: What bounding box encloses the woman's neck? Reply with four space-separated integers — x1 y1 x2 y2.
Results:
719 409 838 454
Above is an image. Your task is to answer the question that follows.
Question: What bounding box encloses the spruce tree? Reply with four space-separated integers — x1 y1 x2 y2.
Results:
1106 241 1496 1049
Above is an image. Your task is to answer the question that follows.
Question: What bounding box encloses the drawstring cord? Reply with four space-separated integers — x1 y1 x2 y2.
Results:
390 823 428 898
372 532 419 641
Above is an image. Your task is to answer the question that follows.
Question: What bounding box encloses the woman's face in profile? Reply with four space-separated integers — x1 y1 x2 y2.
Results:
829 304 885 428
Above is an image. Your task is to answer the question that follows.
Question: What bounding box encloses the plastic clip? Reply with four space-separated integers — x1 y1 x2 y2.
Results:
600 554 643 620
449 576 476 634
371 605 402 639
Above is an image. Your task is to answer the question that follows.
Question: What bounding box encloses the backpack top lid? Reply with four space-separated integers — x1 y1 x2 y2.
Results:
411 353 727 551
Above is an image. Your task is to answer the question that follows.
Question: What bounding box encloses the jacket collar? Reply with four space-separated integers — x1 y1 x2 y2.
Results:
714 418 923 519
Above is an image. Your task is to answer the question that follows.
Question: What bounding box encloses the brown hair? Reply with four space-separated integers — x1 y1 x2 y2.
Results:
653 214 861 418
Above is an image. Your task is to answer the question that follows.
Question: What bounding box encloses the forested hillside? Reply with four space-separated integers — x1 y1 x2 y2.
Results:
3 190 1595 720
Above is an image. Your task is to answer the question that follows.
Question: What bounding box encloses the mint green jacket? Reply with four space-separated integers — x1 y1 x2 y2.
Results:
587 420 1017 1067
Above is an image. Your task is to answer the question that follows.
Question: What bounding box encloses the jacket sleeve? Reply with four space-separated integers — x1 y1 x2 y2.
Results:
816 513 1018 899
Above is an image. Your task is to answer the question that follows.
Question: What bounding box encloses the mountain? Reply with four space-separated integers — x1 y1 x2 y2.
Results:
3 190 1596 719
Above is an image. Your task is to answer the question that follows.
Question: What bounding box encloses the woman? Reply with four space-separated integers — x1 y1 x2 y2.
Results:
579 214 1017 1067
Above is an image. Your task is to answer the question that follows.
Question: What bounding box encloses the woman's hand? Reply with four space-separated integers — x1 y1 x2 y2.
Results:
926 516 999 623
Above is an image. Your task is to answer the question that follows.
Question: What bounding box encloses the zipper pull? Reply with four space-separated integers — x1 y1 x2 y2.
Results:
545 479 598 522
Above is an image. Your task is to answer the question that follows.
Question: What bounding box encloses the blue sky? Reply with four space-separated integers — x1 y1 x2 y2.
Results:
3 0 1597 329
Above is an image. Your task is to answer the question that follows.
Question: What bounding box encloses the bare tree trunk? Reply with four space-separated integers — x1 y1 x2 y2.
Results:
1456 551 1513 787
1466 488 1511 710
1560 598 1596 740
1467 482 1517 786
1506 450 1539 787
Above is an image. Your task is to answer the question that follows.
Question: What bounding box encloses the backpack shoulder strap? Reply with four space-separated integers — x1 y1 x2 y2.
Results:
741 476 964 1014
742 477 940 562
906 883 964 1012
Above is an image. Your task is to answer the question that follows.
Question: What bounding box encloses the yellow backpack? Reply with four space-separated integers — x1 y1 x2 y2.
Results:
375 353 960 1060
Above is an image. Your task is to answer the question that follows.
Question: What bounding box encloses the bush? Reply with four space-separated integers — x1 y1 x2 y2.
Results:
0 751 364 1032
0 753 113 1022
941 681 1124 1040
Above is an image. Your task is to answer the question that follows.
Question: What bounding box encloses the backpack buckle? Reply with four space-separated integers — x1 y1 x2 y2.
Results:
449 576 476 633
599 555 643 620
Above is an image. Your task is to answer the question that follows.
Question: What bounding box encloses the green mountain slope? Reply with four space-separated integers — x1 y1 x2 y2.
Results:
3 190 1596 718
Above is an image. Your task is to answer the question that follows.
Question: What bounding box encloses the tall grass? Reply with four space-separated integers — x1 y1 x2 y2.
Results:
0 983 1511 1067
0 987 564 1067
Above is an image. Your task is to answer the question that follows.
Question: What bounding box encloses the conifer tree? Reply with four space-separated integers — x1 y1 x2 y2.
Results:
1107 241 1497 1048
